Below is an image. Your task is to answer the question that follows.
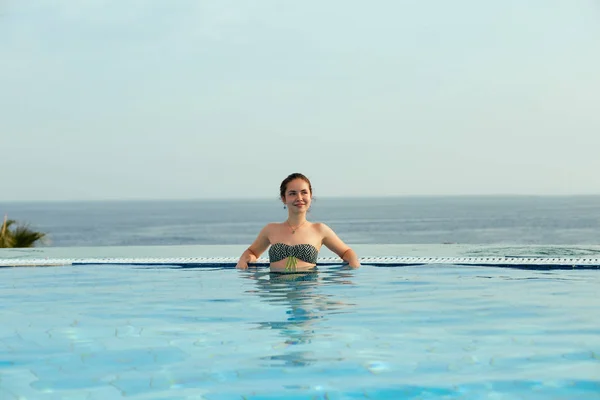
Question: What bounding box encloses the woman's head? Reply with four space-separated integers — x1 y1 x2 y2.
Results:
280 173 313 209
280 173 312 198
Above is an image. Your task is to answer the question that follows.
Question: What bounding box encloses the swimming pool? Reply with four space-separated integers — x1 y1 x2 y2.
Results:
1 246 599 399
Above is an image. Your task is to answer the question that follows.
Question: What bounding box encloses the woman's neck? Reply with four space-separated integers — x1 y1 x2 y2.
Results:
287 213 307 226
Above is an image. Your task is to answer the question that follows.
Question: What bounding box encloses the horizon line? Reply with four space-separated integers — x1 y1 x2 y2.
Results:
3 193 600 203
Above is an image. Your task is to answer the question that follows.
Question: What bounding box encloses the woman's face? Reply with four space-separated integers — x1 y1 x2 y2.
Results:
282 178 312 212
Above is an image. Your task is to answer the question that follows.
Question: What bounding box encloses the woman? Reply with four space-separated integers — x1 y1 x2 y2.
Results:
236 173 361 271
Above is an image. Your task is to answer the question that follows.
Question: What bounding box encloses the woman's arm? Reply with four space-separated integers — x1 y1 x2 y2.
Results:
339 248 360 268
320 223 360 268
236 224 271 269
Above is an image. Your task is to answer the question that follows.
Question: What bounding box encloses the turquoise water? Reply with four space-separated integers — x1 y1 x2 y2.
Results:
1 264 599 399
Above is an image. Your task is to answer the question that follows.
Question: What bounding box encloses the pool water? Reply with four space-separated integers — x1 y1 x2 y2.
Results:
1 264 599 399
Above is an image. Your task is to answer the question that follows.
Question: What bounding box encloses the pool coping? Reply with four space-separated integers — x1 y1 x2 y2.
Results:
2 244 600 269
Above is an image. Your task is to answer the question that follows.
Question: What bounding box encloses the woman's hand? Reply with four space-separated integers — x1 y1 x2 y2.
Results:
235 227 270 270
236 247 259 270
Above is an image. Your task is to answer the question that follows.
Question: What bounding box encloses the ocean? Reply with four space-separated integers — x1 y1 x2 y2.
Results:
3 196 600 247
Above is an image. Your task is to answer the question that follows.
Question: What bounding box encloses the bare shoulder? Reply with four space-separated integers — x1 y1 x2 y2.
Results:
312 222 334 235
261 222 281 234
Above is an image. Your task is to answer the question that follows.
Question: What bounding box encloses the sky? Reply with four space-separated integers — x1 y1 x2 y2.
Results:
1 0 599 201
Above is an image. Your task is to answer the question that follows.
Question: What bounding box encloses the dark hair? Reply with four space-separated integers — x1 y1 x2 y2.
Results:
280 173 313 199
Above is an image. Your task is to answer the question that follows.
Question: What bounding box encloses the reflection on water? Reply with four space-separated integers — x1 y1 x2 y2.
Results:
238 267 357 367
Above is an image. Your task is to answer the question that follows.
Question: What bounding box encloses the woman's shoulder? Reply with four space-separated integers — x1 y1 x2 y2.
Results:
261 222 285 232
310 222 332 232
256 223 283 242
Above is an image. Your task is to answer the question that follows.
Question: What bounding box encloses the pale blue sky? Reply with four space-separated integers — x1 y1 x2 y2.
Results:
1 1 599 201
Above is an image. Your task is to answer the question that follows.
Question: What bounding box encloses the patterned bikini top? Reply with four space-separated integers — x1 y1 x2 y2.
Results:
268 243 319 264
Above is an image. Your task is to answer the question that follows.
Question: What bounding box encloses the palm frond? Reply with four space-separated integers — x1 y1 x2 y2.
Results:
0 218 15 248
12 225 47 248
0 232 14 248
0 216 46 248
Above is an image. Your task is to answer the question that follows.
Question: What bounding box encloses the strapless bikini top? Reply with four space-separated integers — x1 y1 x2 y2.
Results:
268 243 319 264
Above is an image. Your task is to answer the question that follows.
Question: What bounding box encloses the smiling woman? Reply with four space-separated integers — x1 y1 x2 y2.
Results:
235 173 360 272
